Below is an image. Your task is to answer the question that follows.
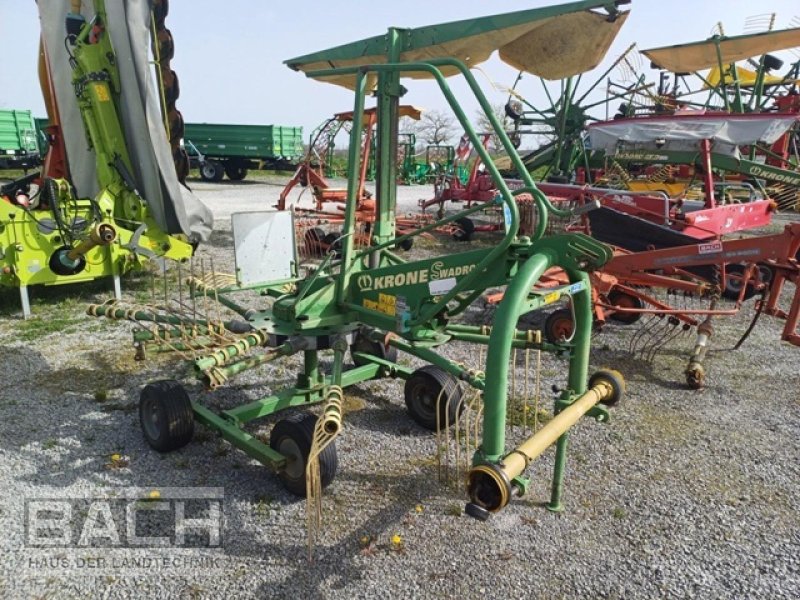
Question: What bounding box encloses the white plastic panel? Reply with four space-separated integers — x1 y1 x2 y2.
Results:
232 211 296 286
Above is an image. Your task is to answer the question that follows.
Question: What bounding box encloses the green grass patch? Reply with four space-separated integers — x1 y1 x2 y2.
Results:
506 397 552 429
17 315 83 341
0 170 29 180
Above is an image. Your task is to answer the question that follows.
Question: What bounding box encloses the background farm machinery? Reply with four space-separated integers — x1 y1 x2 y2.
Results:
615 22 800 120
184 122 304 182
0 108 42 171
278 106 434 252
499 17 800 219
397 132 462 185
425 110 796 263
278 107 424 212
588 23 800 211
586 112 800 215
486 219 800 388
419 112 793 250
278 107 387 205
2 0 211 317
89 1 637 535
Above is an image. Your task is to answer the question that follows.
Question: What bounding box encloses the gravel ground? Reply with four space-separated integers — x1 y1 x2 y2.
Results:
1 176 799 599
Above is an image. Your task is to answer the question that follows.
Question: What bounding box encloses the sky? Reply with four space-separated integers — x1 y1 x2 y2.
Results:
1 0 799 147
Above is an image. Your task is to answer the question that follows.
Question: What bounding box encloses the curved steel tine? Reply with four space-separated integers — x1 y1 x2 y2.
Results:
631 314 664 356
642 314 675 359
660 317 687 356
642 315 676 361
637 315 670 361
645 316 681 362
435 387 448 484
628 314 656 354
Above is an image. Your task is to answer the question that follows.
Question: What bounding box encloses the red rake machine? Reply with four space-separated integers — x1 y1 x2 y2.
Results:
279 106 432 255
486 221 800 388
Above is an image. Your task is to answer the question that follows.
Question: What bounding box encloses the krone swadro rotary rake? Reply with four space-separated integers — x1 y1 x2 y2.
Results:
90 2 631 528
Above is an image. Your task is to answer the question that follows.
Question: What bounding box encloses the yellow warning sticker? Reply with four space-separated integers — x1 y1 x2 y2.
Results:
543 291 561 305
363 293 396 316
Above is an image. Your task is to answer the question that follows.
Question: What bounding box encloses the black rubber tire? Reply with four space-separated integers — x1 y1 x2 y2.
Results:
395 237 413 251
544 308 574 344
723 264 757 301
404 366 463 431
139 380 194 452
452 217 475 242
323 231 343 256
199 160 224 182
607 290 643 324
350 331 398 368
269 412 338 497
504 100 522 121
757 264 774 286
224 164 248 181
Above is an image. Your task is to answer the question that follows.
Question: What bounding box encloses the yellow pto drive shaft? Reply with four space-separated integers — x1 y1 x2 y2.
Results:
466 369 625 516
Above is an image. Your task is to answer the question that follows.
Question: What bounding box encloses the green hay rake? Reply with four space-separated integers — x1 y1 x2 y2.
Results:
90 1 629 527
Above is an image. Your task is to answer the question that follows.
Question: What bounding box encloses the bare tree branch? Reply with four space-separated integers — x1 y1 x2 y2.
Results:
474 103 514 153
416 110 457 145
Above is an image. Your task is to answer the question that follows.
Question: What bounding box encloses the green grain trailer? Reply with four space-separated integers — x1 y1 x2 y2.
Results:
183 122 303 181
34 117 51 155
0 109 40 170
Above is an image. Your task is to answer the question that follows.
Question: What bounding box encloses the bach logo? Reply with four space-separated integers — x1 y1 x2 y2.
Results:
24 488 223 549
698 241 723 255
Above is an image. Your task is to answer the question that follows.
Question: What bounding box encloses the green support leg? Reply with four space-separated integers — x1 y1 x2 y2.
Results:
547 431 570 513
548 269 593 511
478 253 553 462
299 349 321 388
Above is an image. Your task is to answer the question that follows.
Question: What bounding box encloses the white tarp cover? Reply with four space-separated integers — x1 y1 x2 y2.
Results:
38 0 212 242
588 114 799 156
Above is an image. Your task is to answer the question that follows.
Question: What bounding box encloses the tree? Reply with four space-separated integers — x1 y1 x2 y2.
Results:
398 115 419 136
416 110 457 146
475 103 514 153
474 103 514 154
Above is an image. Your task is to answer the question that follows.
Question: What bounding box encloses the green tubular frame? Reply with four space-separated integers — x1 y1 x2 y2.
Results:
302 54 603 506
309 59 576 327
